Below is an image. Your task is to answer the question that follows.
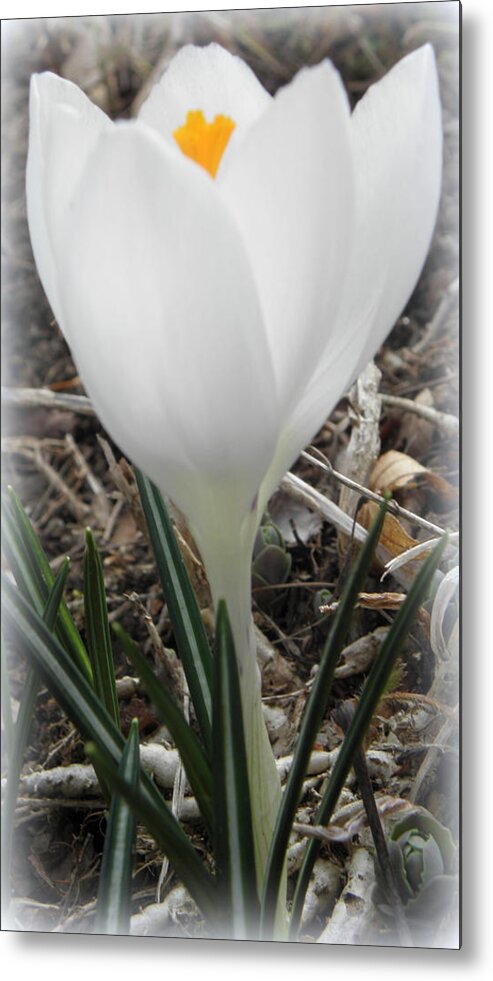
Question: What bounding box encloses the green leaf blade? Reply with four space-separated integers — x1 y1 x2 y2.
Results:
2 558 74 903
260 500 388 937
86 740 217 924
95 719 140 935
213 600 259 940
2 577 217 922
43 557 71 630
83 529 120 728
289 534 448 938
112 621 213 833
4 487 92 681
135 471 212 755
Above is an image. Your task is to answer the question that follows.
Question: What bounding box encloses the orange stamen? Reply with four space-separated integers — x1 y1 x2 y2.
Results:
173 110 235 178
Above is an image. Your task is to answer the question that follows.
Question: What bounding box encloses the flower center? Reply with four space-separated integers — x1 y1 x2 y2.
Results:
173 110 235 178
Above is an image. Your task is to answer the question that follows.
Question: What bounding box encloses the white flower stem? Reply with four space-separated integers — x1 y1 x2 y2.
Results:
193 513 287 935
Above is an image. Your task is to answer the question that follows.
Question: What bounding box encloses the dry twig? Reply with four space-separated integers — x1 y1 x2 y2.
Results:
2 386 95 417
337 361 382 523
380 393 459 437
302 449 451 538
2 435 89 523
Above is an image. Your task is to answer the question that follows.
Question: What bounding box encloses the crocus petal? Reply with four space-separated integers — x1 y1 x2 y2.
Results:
218 61 354 415
260 45 442 504
138 42 271 152
342 43 442 376
54 121 279 532
26 72 110 331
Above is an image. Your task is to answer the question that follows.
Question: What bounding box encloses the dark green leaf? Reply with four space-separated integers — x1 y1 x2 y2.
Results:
135 471 212 755
260 500 388 936
43 557 71 630
2 559 70 903
4 487 92 681
112 622 213 833
86 741 218 926
83 529 120 729
2 502 42 606
95 719 140 935
1 641 14 761
213 600 259 939
289 535 448 938
2 576 217 921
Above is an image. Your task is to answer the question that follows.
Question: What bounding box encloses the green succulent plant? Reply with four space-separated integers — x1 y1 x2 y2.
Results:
373 808 458 934
252 517 292 608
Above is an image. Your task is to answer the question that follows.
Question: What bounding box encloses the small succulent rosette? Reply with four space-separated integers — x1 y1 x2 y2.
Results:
373 808 458 937
252 517 292 609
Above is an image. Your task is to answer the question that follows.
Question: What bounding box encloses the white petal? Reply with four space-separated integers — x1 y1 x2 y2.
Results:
218 61 354 414
26 72 110 330
138 42 271 149
261 45 442 501
55 121 279 528
343 43 443 375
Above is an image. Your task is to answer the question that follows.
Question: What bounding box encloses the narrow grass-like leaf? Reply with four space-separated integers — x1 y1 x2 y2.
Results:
43 557 71 630
95 719 140 935
289 535 448 938
4 487 92 681
1 663 38 908
260 502 388 936
135 471 212 754
83 529 120 729
2 503 41 606
1 648 14 762
213 600 259 939
112 622 213 833
85 740 218 926
2 559 70 903
2 576 217 920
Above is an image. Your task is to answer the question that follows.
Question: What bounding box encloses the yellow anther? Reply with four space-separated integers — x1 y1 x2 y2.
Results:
173 110 235 178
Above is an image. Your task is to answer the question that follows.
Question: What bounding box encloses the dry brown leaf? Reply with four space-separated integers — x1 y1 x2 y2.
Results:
110 509 139 547
320 592 430 631
369 450 457 512
169 509 212 609
357 500 420 562
355 591 406 610
320 592 405 614
332 626 388 679
417 469 458 506
370 449 427 493
48 375 82 392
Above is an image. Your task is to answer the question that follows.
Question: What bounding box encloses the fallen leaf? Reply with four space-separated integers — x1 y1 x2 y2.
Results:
370 450 427 493
110 509 138 546
357 500 420 563
48 375 82 392
332 626 389 679
369 450 457 513
320 591 430 631
355 591 406 611
320 592 406 614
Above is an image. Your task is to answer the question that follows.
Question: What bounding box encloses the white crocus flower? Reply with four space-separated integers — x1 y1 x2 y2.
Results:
26 42 442 898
